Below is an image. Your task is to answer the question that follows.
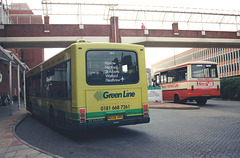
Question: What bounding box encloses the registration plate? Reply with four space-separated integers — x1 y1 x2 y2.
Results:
107 115 124 121
202 94 210 96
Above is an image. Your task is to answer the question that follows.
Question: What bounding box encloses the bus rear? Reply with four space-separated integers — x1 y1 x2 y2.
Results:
187 62 220 105
71 43 150 128
154 61 220 105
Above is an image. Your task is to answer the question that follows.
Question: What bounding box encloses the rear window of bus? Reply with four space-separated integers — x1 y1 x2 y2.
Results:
86 50 139 85
191 64 218 78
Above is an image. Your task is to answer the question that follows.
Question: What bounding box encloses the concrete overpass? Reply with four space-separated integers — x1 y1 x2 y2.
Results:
1 17 240 48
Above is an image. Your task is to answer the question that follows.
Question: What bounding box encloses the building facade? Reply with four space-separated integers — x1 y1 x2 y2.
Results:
152 48 240 78
8 3 44 69
146 68 152 87
0 2 44 99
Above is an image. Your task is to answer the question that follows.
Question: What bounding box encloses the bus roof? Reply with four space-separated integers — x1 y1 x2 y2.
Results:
26 42 144 78
154 61 218 74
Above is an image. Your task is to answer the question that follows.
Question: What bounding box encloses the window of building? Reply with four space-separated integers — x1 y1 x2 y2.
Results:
233 51 236 59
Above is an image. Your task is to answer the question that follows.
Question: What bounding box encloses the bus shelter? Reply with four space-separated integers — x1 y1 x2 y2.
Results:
0 46 29 113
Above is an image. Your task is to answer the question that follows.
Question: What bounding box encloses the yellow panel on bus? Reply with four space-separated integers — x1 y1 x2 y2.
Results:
86 88 142 114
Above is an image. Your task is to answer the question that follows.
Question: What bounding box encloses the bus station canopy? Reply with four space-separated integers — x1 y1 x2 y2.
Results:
0 46 29 71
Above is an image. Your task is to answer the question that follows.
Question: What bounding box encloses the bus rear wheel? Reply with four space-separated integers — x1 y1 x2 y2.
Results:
196 98 207 105
28 102 33 113
174 94 180 103
49 106 56 129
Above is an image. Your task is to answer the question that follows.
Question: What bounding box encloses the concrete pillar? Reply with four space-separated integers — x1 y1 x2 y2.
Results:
234 48 237 75
238 49 240 75
44 16 50 33
172 23 179 36
44 16 50 24
1 2 3 24
110 16 120 43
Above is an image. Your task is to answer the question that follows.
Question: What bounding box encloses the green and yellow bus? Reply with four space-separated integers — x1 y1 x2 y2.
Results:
26 41 150 129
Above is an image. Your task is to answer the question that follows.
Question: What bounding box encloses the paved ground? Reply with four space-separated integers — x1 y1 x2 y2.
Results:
0 100 193 158
149 101 199 109
0 102 55 158
15 99 240 158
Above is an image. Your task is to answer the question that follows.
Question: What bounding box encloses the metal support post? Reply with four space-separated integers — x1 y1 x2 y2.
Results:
23 70 26 107
9 61 12 115
17 64 21 110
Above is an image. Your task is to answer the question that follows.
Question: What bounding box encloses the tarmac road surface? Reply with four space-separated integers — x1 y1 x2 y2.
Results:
16 99 240 158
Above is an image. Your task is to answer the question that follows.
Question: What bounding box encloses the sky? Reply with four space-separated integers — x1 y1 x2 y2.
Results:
8 0 240 68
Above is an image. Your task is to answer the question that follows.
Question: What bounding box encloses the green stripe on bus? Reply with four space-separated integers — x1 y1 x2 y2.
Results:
31 104 143 121
86 108 143 119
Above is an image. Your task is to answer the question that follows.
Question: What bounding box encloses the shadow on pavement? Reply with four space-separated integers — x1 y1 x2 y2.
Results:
29 114 146 144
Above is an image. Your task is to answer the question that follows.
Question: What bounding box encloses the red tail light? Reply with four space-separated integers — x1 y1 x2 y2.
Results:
79 108 86 123
217 85 219 92
191 85 194 92
143 104 149 117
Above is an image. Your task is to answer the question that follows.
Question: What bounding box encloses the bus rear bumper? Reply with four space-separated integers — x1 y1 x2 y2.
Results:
70 116 150 129
182 89 220 101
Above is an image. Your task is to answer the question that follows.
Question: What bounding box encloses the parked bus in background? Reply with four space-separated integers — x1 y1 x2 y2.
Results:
153 61 220 105
26 41 150 129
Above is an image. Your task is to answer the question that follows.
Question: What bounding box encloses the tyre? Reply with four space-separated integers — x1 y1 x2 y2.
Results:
174 94 180 103
28 102 33 113
49 106 56 129
196 98 207 105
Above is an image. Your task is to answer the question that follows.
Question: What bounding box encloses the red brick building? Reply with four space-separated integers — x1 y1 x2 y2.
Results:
9 3 44 69
0 3 44 99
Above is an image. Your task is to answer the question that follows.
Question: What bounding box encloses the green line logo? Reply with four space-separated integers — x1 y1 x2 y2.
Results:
94 90 135 101
94 91 105 101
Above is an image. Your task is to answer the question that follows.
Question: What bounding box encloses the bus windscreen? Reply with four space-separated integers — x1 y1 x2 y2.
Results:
191 64 218 78
86 50 139 85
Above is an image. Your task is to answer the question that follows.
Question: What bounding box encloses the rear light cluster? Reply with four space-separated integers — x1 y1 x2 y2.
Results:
191 85 194 92
79 108 86 123
217 85 220 92
143 104 149 117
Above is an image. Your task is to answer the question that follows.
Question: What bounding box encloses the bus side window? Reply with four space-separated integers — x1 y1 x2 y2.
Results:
154 74 160 85
32 73 41 96
156 74 160 85
160 74 163 84
160 72 167 84
44 60 71 99
167 70 176 83
176 67 187 81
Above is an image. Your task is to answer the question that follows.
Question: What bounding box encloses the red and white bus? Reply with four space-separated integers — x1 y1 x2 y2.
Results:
153 61 220 105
